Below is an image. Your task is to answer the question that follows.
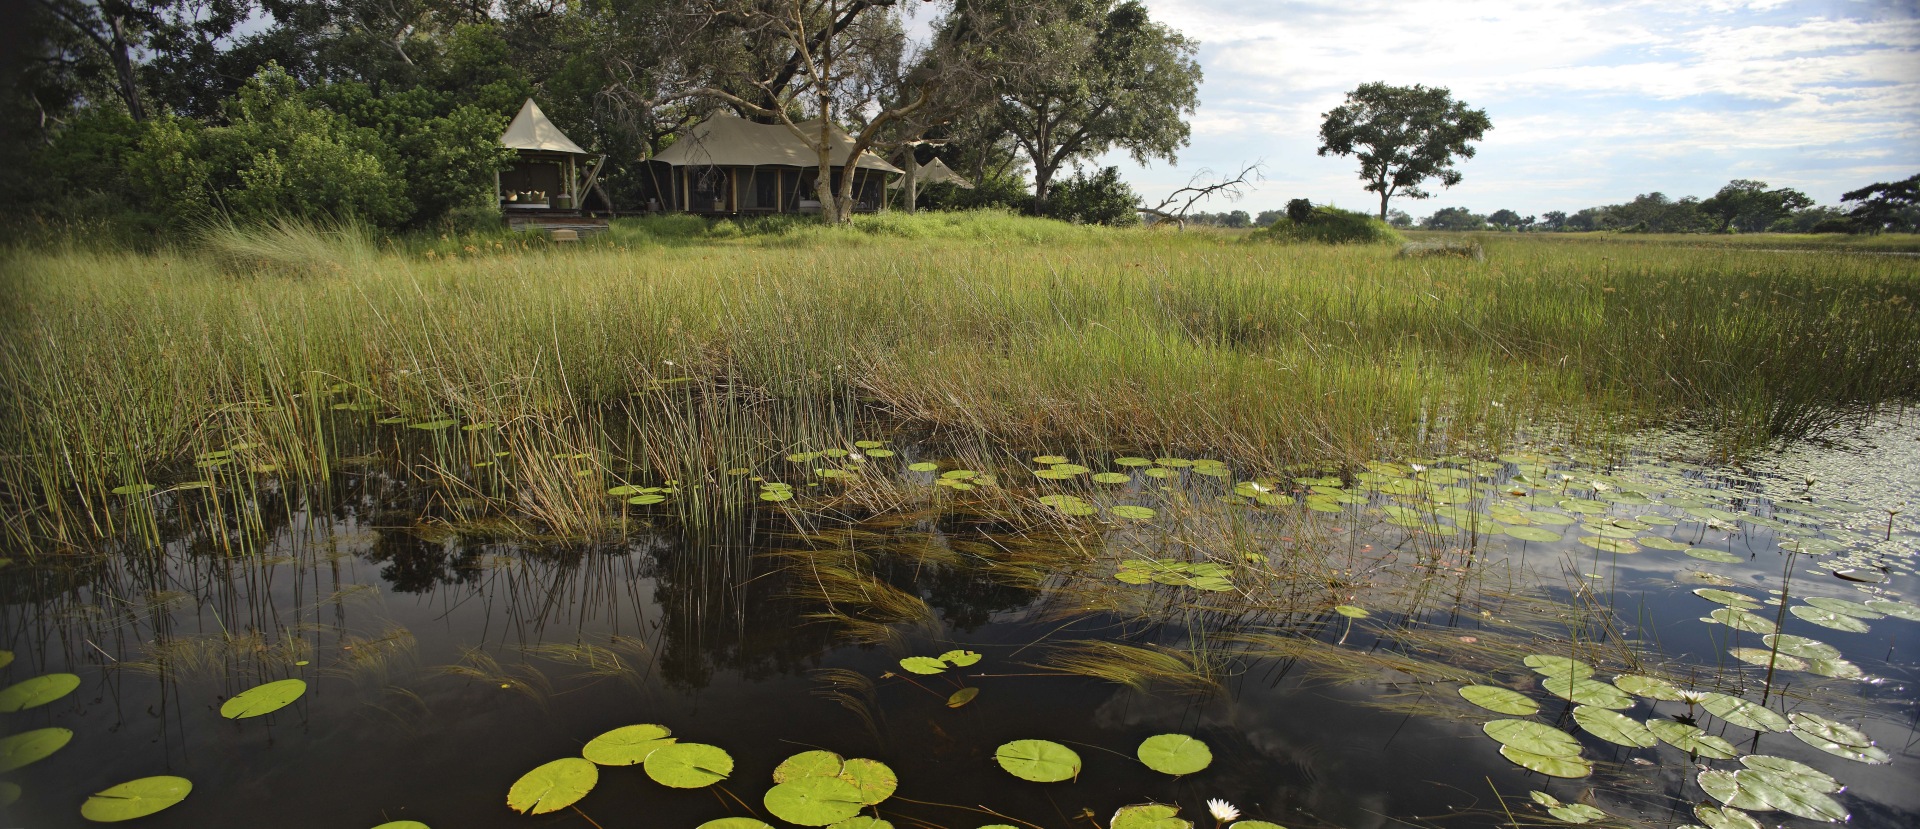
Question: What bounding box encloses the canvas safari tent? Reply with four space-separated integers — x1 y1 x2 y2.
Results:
641 114 903 215
497 99 606 214
887 157 974 190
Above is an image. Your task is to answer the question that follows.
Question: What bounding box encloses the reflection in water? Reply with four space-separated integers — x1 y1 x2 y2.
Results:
3 416 1918 828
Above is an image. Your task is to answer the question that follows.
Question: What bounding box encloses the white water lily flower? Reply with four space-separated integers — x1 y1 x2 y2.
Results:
848 452 864 462
1677 689 1710 704
1208 798 1240 822
1410 463 1426 473
1248 482 1271 492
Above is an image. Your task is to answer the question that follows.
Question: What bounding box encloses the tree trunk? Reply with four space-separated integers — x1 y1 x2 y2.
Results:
1032 164 1055 216
904 157 918 214
1379 190 1390 222
106 12 146 122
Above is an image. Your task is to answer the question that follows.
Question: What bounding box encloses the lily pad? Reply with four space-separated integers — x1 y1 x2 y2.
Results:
0 673 81 712
219 678 306 719
1708 607 1777 633
1687 549 1746 564
1803 597 1883 619
1648 719 1737 759
939 650 982 667
645 742 734 787
1733 767 1848 822
1763 634 1842 660
79 776 192 822
1789 712 1889 764
1547 802 1607 824
697 820 776 829
1728 647 1806 671
1864 599 1920 621
1542 674 1634 710
1111 505 1156 520
1111 804 1191 829
1612 673 1687 701
370 822 430 829
1503 525 1565 542
907 462 939 472
409 419 458 431
583 724 674 766
507 758 597 815
111 483 156 495
773 751 844 783
1094 472 1132 484
1571 706 1657 748
947 687 980 708
1459 685 1539 716
1499 746 1592 778
0 727 73 772
1524 655 1594 679
839 758 897 805
1789 605 1869 633
764 776 864 826
1700 693 1789 732
1695 804 1763 829
1483 719 1581 757
899 656 947 675
1136 734 1211 775
994 739 1081 782
1333 605 1369 619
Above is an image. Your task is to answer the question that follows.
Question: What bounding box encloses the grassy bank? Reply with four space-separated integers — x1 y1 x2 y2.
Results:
1409 229 1920 253
4 212 1918 544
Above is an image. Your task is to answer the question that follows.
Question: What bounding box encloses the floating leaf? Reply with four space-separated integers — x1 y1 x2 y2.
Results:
0 673 81 712
372 822 431 829
1694 588 1760 608
1687 548 1745 564
0 727 73 772
764 776 864 826
409 419 458 431
1763 634 1842 660
1700 693 1788 732
899 657 947 675
583 724 674 766
220 678 306 719
1483 719 1581 757
1136 734 1212 775
697 821 776 829
111 484 156 495
1499 746 1592 778
1789 605 1868 633
839 758 897 804
1728 647 1806 671
947 687 979 708
1695 804 1763 829
1789 712 1889 764
1648 719 1737 759
1864 599 1920 621
645 742 734 787
826 819 893 829
1459 685 1539 716
1803 597 1883 619
507 758 597 815
1114 457 1153 467
1093 472 1132 484
1547 803 1606 824
994 739 1081 782
907 462 938 472
938 650 982 667
1333 605 1368 619
79 776 192 822
1612 674 1687 701
1503 525 1564 542
1542 674 1633 710
1708 607 1777 634
1524 655 1594 679
1111 804 1191 829
1111 505 1156 520
1741 755 1839 793
773 751 844 783
1700 769 1769 811
1733 768 1848 822
1571 706 1657 748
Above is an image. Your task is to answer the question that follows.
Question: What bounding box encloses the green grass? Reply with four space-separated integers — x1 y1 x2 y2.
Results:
1415 230 1920 253
4 212 1917 545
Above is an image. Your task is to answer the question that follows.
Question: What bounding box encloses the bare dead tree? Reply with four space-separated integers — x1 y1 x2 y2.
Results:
1137 162 1264 230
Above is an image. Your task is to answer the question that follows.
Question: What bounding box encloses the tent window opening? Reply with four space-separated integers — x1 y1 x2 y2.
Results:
752 171 778 209
692 168 724 208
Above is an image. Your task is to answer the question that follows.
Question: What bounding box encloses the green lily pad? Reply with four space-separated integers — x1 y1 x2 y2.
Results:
1762 634 1842 660
1333 605 1369 618
1699 693 1788 732
697 820 776 829
583 724 674 766
1741 754 1839 792
220 678 306 719
1648 719 1738 759
1576 536 1640 553
1547 802 1606 823
1708 607 1777 633
994 739 1081 782
409 419 458 431
908 462 939 472
645 742 734 787
507 758 597 815
1542 675 1634 710
1459 685 1539 716
1612 673 1687 701
1524 655 1594 679
1694 588 1760 608
1111 804 1191 829
899 656 947 675
1503 525 1565 542
1695 803 1763 829
826 819 893 829
0 727 73 772
0 673 81 712
839 757 897 804
1788 712 1889 764
1686 548 1745 563
79 776 192 822
1636 536 1690 551
764 776 864 826
773 751 843 783
1728 647 1806 671
1094 472 1132 484
1499 746 1592 778
370 822 430 829
1864 599 1920 621
939 650 982 667
1733 767 1849 822
111 483 156 495
947 687 980 708
1571 706 1657 747
1803 597 1883 619
1789 605 1869 633
1483 719 1581 757
1111 505 1156 520
1136 734 1211 775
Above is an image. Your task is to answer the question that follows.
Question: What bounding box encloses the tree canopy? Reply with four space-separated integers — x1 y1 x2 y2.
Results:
1317 82 1491 222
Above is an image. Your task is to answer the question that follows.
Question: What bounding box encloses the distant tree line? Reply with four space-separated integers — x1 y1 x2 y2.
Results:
1409 174 1920 235
2 0 1203 234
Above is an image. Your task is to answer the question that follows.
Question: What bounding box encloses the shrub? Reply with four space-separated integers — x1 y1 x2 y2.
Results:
1249 205 1403 245
1286 198 1314 224
1043 167 1142 227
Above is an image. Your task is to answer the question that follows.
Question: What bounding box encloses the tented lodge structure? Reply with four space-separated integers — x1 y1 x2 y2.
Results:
641 114 903 215
498 99 608 234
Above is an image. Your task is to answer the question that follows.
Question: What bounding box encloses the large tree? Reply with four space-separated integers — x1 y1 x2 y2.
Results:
1317 82 1491 222
1699 179 1812 233
975 0 1199 214
1841 173 1919 234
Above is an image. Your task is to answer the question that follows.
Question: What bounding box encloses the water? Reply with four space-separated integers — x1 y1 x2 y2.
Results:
4 415 1918 828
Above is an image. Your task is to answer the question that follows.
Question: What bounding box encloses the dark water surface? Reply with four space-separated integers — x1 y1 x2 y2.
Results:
4 416 1918 829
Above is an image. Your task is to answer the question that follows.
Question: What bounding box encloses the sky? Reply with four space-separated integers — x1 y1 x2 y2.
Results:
927 0 1920 219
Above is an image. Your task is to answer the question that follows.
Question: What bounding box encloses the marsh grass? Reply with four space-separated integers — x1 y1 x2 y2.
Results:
4 213 1918 547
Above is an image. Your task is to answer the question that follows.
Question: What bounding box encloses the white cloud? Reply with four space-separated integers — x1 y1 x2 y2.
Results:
1106 0 1920 215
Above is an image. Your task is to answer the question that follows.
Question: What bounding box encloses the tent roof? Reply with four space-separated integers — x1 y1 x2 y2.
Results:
652 114 903 173
500 99 589 155
888 157 974 189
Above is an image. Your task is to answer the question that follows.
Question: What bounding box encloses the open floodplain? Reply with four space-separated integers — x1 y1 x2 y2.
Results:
3 216 1920 829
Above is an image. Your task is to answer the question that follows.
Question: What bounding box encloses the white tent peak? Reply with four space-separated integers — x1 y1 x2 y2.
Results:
888 157 974 189
500 99 589 155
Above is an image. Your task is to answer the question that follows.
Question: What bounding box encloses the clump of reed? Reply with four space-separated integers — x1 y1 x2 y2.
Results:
3 215 1917 548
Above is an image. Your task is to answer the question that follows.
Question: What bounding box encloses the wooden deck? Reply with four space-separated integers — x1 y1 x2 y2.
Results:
505 210 610 236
